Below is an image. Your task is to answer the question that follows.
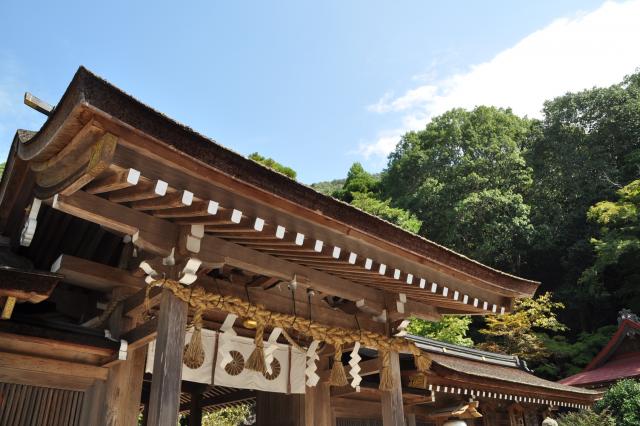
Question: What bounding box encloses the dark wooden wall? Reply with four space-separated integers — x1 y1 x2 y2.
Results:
255 391 305 426
0 381 84 426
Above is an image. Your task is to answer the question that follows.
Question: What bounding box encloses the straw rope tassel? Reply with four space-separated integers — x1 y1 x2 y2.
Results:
183 307 205 369
246 323 267 373
414 352 432 372
144 278 432 384
329 343 349 386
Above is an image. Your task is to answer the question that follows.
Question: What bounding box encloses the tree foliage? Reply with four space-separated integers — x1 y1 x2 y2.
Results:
406 315 473 347
311 178 345 195
332 163 421 233
580 179 640 313
248 152 297 180
536 325 616 379
477 292 567 364
595 379 640 426
524 73 640 330
311 71 640 378
382 106 535 273
201 404 253 426
557 409 615 426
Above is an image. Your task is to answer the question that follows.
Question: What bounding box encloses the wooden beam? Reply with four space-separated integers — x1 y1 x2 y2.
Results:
0 351 108 380
121 273 386 334
51 254 145 291
52 190 177 256
152 200 219 218
0 352 108 391
34 130 118 199
51 190 383 313
199 234 385 312
130 190 193 211
147 289 188 426
0 268 60 303
108 178 168 203
380 351 405 426
24 92 54 115
84 167 140 194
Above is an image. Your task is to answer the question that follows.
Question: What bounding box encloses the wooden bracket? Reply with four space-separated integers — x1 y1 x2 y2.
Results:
19 198 41 247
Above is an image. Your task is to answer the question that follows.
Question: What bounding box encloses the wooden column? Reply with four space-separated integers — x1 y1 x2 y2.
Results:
380 351 405 426
189 391 203 426
305 383 332 426
102 347 148 425
147 289 188 426
100 287 148 426
78 380 106 426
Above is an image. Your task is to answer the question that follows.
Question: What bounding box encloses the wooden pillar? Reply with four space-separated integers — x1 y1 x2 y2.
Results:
188 391 203 426
380 351 405 426
103 347 148 426
79 379 106 426
147 289 188 426
90 287 148 426
305 383 332 426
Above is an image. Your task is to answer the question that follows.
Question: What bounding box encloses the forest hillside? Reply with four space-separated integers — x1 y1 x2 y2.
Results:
309 71 640 380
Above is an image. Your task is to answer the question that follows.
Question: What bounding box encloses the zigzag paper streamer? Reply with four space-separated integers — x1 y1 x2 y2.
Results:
305 340 321 386
349 342 362 389
218 313 238 368
264 327 282 375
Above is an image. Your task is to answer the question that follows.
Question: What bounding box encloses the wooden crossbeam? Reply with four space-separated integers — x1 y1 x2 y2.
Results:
51 254 144 291
0 352 108 391
131 190 194 211
85 167 141 194
198 234 386 312
109 179 168 203
52 190 177 256
120 273 386 333
152 200 219 218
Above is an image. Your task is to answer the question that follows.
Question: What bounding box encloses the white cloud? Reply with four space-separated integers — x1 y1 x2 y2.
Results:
356 129 404 159
361 0 640 159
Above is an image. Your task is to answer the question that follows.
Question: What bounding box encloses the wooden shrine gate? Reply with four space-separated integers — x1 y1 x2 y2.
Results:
0 67 544 425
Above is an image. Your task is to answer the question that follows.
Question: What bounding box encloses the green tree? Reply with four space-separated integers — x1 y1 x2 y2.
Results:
595 379 640 426
537 325 616 380
382 106 535 273
248 152 297 180
331 163 421 233
557 409 615 426
350 192 422 234
332 163 380 202
580 179 640 313
477 292 567 364
407 315 473 347
311 178 345 195
524 72 640 332
202 404 253 426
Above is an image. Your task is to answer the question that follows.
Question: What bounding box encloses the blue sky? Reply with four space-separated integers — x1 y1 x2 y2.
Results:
1 0 638 183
